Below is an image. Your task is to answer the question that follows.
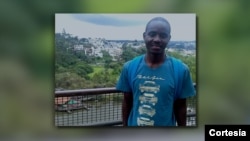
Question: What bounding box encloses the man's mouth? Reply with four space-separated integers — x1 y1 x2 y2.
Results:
151 45 161 49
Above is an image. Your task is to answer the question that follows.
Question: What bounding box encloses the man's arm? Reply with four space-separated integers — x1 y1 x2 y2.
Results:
174 98 187 126
122 92 133 126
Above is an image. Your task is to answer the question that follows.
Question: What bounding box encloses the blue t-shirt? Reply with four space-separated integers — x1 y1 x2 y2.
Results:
116 55 195 126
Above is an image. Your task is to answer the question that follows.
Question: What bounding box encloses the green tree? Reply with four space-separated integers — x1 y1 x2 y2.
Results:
101 50 113 69
55 72 86 90
121 46 137 62
72 62 93 80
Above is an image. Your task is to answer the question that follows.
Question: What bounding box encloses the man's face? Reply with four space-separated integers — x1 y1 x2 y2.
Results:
143 20 171 55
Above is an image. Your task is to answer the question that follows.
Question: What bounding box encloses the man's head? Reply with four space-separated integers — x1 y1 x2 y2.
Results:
143 17 171 55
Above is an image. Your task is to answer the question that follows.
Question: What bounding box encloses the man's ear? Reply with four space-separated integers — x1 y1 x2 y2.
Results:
143 32 146 40
167 34 171 42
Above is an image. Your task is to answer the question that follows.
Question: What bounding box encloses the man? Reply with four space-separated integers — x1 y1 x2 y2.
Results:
116 17 196 126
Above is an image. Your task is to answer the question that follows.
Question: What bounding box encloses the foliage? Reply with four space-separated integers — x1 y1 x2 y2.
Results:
121 45 138 62
101 50 113 69
55 31 196 89
55 72 86 90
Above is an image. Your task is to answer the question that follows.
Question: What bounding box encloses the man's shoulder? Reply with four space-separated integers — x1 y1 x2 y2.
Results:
169 56 189 70
131 55 145 62
124 55 144 68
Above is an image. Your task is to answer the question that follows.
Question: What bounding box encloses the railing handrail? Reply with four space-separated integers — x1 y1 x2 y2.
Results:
55 83 196 126
55 87 120 97
55 83 196 97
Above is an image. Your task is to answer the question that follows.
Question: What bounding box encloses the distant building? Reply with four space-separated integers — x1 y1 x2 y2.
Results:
73 45 84 51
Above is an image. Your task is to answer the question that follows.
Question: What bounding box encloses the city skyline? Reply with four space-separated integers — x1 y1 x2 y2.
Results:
55 13 196 41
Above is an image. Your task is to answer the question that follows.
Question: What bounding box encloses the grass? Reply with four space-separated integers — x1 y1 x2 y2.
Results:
88 65 104 78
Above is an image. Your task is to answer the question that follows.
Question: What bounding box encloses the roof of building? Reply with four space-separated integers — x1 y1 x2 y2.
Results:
55 97 71 105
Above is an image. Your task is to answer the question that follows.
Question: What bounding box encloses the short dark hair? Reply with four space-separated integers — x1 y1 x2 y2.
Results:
145 17 171 33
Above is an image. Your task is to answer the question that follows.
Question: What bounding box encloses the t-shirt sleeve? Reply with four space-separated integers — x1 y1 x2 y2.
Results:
116 61 132 92
179 64 196 99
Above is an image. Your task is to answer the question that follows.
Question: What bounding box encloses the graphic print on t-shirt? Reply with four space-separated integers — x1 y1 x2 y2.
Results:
137 75 164 126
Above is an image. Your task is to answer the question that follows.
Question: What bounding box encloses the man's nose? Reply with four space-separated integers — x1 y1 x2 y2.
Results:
153 34 161 42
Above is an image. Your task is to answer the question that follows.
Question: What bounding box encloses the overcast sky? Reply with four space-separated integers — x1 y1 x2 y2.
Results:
55 13 196 41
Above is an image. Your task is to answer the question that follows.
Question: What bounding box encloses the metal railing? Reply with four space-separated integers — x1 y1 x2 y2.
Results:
55 84 196 126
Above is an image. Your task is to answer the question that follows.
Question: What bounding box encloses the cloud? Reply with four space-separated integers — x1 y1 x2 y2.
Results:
72 14 144 27
56 14 196 41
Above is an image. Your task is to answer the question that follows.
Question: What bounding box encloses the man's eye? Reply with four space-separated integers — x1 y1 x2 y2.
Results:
148 32 157 37
160 33 168 38
148 32 168 38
